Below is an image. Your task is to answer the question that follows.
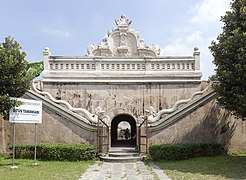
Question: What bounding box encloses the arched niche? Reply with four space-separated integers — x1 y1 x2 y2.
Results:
111 114 137 147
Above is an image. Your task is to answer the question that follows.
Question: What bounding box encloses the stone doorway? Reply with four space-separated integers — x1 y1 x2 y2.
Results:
111 114 137 147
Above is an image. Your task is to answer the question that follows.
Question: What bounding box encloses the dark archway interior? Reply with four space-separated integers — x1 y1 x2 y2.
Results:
111 114 137 147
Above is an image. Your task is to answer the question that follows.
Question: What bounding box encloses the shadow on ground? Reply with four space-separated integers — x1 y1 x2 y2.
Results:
0 157 20 167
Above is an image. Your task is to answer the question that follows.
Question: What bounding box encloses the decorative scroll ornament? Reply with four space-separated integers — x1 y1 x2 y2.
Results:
87 15 160 58
31 81 105 124
146 84 212 123
99 38 109 48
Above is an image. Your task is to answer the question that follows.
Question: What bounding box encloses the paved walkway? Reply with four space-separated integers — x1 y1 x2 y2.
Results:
79 161 170 180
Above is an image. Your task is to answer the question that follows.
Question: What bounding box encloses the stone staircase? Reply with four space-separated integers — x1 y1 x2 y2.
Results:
24 90 97 131
149 88 218 132
100 147 146 162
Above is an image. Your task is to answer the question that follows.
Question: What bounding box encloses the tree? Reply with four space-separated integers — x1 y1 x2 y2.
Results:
0 36 32 118
27 61 44 79
210 0 246 120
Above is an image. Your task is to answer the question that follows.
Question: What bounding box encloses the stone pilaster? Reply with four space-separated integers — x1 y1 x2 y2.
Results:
43 47 51 70
193 47 200 71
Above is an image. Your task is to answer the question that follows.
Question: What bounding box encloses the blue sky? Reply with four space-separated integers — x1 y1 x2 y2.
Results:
0 0 230 79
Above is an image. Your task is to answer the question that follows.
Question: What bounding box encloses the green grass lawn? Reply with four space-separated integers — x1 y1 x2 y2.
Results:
155 154 246 180
0 156 95 180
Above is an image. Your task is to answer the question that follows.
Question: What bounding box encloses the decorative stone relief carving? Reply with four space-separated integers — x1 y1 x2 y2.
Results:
145 84 212 123
99 38 109 48
87 44 97 56
31 81 106 124
127 35 137 55
115 15 132 28
87 15 160 58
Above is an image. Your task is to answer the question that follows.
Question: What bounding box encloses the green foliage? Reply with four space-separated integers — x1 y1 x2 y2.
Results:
0 94 22 118
0 36 32 118
209 0 246 120
149 143 223 161
208 74 218 82
27 61 44 78
11 144 97 161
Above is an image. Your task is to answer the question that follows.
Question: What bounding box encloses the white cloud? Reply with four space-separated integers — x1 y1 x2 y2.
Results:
187 0 231 79
186 31 204 44
161 43 192 56
191 0 230 25
160 0 231 79
161 30 216 79
42 27 71 38
161 31 204 56
162 39 215 79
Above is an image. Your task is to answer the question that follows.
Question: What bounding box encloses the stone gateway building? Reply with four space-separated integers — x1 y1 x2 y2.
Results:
0 15 245 154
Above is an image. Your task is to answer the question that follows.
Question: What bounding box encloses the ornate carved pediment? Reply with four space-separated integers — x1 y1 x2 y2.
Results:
87 15 160 58
115 15 132 30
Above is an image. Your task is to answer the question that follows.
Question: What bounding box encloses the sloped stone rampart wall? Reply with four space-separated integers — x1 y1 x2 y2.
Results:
148 100 246 152
1 81 245 153
0 106 96 153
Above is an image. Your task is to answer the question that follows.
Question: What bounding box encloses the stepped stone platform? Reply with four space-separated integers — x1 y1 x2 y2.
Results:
100 147 146 162
92 148 171 179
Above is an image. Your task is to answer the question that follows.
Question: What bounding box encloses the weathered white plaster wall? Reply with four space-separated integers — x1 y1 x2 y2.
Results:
1 92 246 153
148 99 246 153
0 106 97 153
43 82 201 123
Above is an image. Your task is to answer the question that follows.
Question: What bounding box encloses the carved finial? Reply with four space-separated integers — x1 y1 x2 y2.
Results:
145 106 156 116
115 15 132 27
99 38 109 48
151 44 161 56
44 47 50 51
87 44 97 55
102 38 108 43
139 39 146 48
194 47 199 52
43 47 51 56
95 106 105 116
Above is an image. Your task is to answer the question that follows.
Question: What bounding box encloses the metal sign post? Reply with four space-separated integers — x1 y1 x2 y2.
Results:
11 123 18 169
9 98 42 168
32 123 38 166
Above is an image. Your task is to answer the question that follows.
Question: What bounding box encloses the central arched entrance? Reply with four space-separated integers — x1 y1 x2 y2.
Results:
111 114 137 147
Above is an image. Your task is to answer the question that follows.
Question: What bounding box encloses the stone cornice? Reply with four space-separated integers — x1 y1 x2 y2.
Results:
41 70 202 83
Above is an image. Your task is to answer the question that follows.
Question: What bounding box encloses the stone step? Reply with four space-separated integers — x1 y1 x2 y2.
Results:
100 147 146 162
109 147 138 153
109 150 138 154
100 155 145 162
108 152 139 157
